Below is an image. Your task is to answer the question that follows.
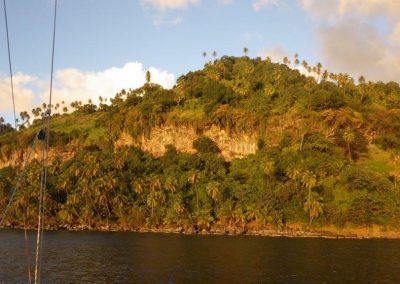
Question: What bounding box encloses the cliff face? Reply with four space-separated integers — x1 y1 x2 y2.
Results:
0 124 259 169
0 144 76 169
116 124 258 160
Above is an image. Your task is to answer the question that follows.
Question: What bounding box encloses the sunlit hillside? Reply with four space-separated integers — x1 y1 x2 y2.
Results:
1 56 400 234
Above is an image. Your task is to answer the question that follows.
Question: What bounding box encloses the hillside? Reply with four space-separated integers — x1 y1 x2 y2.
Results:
1 56 400 237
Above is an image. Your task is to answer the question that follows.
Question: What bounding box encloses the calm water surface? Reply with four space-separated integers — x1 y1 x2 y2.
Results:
1 230 400 283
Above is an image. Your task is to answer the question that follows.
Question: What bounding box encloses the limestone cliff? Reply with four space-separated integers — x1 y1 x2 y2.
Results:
116 124 258 160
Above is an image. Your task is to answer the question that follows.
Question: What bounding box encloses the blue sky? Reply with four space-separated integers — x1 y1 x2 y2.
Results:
1 0 399 124
0 0 315 76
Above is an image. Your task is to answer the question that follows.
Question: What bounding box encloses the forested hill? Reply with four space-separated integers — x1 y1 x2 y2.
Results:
1 55 400 235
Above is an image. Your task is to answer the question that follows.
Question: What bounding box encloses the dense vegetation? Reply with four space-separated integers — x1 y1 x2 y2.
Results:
1 55 400 233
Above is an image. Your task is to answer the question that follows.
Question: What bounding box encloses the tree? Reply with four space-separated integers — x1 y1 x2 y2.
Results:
343 127 355 162
294 53 299 67
316 62 322 82
302 60 308 72
303 192 323 225
243 47 249 56
146 70 151 84
212 51 217 60
283 56 290 66
188 170 200 214
358 75 366 85
164 176 177 193
301 171 322 224
206 181 220 202
322 70 329 82
390 155 400 188
202 52 207 62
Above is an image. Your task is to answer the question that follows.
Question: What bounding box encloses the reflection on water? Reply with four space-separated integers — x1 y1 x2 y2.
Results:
1 230 400 283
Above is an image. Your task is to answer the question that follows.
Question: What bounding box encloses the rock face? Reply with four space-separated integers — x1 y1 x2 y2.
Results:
0 124 259 169
0 145 76 169
117 124 258 160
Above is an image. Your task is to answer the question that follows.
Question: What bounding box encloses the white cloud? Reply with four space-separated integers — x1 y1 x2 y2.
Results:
220 0 234 5
298 0 400 82
140 0 200 11
0 62 176 122
0 73 36 115
300 0 400 21
259 46 288 63
252 0 280 12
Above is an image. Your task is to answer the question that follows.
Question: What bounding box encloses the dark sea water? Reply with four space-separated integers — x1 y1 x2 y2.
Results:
1 230 400 283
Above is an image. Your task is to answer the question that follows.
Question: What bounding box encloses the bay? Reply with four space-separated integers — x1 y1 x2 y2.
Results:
1 230 400 283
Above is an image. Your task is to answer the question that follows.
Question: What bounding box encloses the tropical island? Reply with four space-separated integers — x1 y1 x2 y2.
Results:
1 54 400 239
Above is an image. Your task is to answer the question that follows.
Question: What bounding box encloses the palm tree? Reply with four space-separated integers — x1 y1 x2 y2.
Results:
188 170 200 214
316 62 322 82
146 70 151 84
287 166 301 203
164 176 177 193
390 155 400 188
202 52 207 62
147 191 158 216
283 56 290 66
243 47 249 56
329 72 338 85
358 75 366 85
301 170 320 224
322 70 329 82
273 68 283 89
263 158 274 177
343 127 355 162
132 180 144 195
301 171 317 192
212 51 217 60
294 53 299 67
206 181 220 202
303 192 323 225
173 198 185 215
302 60 308 72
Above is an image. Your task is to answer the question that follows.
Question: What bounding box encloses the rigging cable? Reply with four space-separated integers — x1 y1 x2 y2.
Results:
2 1 33 281
34 0 58 283
0 135 38 226
2 0 17 129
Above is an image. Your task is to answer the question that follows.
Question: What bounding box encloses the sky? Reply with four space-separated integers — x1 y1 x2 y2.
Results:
1 0 399 124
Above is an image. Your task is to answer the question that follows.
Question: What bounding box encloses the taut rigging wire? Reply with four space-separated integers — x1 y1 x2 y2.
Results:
34 0 58 283
1 0 59 283
2 0 17 129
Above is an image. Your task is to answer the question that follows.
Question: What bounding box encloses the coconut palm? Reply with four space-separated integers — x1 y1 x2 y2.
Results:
146 70 151 84
304 192 323 224
302 60 308 72
316 62 322 82
188 170 200 213
202 52 207 63
343 127 355 162
283 56 290 66
164 176 177 193
206 181 220 202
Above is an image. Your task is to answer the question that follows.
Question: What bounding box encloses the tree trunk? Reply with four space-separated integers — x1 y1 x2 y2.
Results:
300 133 305 151
195 185 199 214
347 143 352 163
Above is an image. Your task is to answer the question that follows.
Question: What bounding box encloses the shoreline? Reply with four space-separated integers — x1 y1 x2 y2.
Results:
3 223 400 240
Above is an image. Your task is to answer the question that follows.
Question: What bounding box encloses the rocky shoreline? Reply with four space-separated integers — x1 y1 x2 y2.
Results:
3 223 400 240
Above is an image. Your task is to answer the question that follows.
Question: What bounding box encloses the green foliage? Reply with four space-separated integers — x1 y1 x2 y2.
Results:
1 56 400 231
193 136 221 154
